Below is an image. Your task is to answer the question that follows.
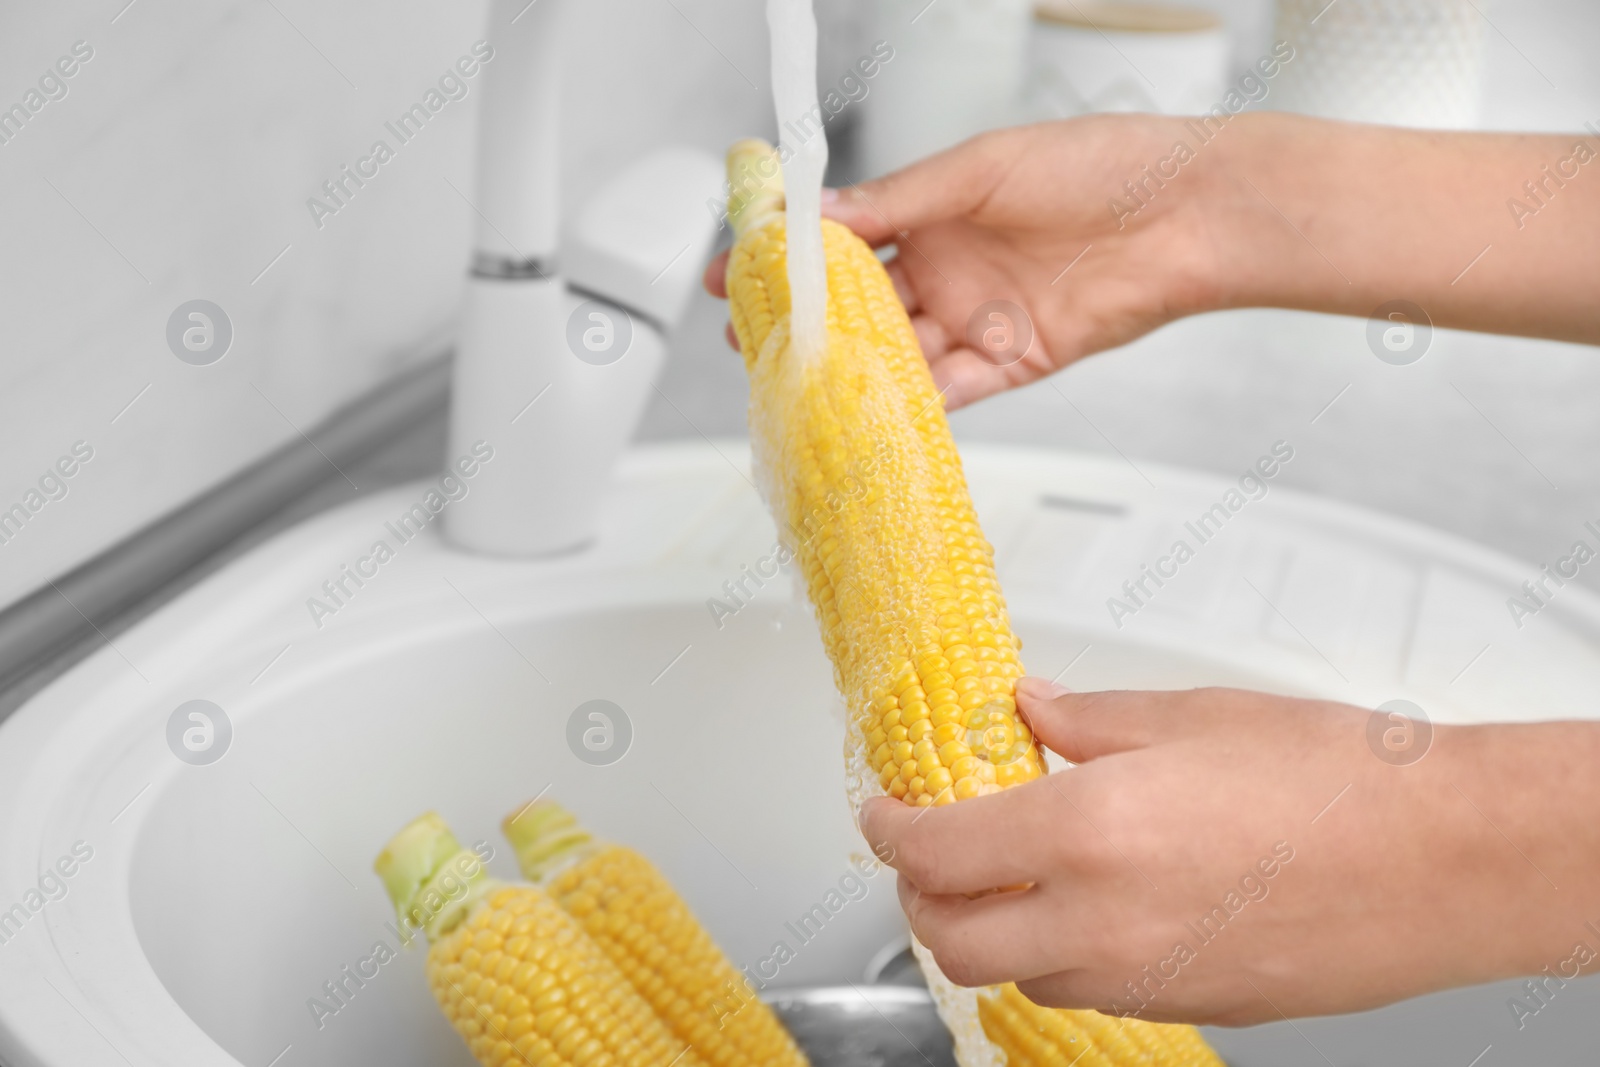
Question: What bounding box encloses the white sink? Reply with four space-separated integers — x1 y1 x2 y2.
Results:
3 442 1598 1067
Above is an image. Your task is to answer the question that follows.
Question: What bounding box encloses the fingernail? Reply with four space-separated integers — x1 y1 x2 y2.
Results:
1017 676 1072 701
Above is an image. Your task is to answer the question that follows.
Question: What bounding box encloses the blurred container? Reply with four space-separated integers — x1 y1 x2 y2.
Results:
1270 0 1489 128
856 0 1034 177
765 986 958 1067
1029 1 1232 117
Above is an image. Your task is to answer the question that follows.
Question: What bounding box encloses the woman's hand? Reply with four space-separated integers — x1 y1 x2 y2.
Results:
704 114 1600 409
704 115 1232 410
860 679 1600 1025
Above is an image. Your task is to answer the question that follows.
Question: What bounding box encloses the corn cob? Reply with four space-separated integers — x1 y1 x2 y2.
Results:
726 140 1044 807
374 813 708 1067
977 984 1221 1067
722 139 1223 1067
502 800 809 1067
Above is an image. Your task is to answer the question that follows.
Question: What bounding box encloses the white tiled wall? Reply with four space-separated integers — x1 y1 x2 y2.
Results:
0 0 777 612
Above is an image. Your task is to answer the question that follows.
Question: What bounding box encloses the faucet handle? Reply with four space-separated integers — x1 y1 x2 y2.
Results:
563 148 725 331
444 146 726 558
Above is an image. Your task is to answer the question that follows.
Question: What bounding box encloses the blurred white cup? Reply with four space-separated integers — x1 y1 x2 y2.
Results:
1269 0 1489 129
1028 2 1232 118
857 0 1034 178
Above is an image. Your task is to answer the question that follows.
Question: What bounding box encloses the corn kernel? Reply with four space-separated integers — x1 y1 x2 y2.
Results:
939 741 973 766
996 761 1031 787
953 775 983 800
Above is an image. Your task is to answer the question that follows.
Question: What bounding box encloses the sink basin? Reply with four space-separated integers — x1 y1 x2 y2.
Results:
3 441 1599 1067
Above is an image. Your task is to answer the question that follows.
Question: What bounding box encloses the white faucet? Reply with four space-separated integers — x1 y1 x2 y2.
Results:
445 0 724 557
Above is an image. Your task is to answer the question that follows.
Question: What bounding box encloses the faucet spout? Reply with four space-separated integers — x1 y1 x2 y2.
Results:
444 0 722 559
470 0 566 272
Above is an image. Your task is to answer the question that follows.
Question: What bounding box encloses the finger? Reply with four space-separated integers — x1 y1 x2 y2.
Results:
899 881 1072 988
822 129 1021 245
926 347 1038 411
1011 973 1094 1014
896 866 918 912
1013 971 1205 1024
883 258 921 315
859 786 1055 897
1012 972 1101 1014
1014 680 1208 763
1013 972 1148 1017
910 314 949 361
724 322 739 351
703 250 729 298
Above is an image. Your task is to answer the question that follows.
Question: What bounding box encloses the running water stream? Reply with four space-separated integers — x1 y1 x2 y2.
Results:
762 3 1000 1063
764 0 829 364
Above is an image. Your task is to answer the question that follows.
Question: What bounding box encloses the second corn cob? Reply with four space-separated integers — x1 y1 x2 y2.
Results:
723 139 1222 1067
374 812 708 1067
503 799 809 1067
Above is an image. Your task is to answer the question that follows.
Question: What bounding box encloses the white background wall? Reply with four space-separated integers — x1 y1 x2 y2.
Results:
0 0 779 612
2 0 1597 616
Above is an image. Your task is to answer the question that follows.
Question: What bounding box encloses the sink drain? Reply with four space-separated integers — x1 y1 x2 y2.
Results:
765 985 957 1067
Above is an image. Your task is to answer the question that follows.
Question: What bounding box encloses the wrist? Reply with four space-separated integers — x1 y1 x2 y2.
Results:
1437 720 1600 979
1116 113 1265 320
1186 111 1313 314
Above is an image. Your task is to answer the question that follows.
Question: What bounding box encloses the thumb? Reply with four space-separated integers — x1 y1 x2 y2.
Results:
1015 678 1192 764
822 128 1018 245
